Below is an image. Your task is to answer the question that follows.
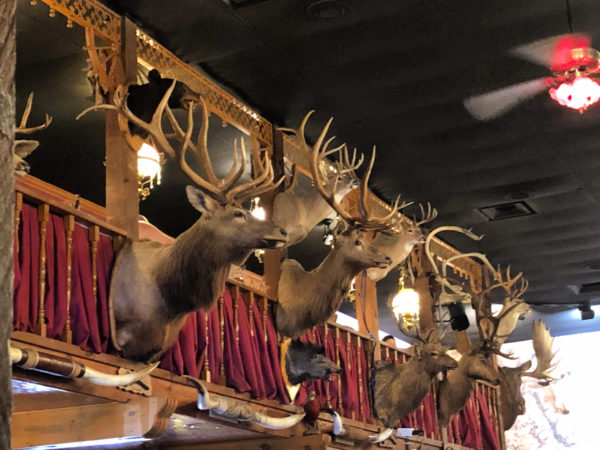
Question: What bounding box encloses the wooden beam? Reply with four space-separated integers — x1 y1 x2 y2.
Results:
11 397 171 448
0 0 15 447
105 16 138 238
166 434 332 450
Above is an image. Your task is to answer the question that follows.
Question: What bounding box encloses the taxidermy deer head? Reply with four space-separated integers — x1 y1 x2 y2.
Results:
374 328 458 428
367 203 438 282
80 83 287 361
437 265 529 427
272 112 360 246
284 339 342 385
14 92 52 176
276 113 412 338
499 320 557 430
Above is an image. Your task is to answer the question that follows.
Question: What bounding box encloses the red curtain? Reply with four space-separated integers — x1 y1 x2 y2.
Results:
13 206 113 353
159 289 289 404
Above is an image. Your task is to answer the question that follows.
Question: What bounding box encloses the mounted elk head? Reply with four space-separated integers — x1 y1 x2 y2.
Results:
272 111 361 246
499 320 558 430
367 203 437 282
14 92 52 176
276 113 411 338
374 328 458 428
79 82 287 362
284 339 342 385
437 265 529 427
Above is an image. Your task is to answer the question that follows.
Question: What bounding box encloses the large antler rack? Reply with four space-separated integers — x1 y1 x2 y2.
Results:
424 226 486 304
472 266 530 358
78 81 282 205
281 111 412 232
522 320 558 381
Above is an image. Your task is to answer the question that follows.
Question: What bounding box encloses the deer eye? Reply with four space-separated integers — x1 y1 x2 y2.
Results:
354 240 361 246
430 351 439 357
233 211 246 219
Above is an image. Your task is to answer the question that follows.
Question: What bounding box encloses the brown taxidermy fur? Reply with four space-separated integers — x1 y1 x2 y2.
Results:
110 186 287 362
437 351 500 427
374 342 457 427
276 227 390 338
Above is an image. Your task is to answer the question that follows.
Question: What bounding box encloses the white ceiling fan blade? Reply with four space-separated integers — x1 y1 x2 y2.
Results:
464 78 548 121
510 34 590 67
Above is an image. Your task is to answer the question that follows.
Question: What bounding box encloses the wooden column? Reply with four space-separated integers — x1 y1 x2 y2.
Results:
355 270 379 337
0 0 15 446
105 17 138 238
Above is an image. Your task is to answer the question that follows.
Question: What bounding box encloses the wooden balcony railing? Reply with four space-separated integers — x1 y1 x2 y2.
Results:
12 175 503 449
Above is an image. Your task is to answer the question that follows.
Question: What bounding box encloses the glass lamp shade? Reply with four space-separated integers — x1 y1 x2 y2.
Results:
391 287 420 321
549 77 600 111
137 143 161 178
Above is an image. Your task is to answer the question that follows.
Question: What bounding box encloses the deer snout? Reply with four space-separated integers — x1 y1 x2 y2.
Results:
517 400 526 415
378 256 392 268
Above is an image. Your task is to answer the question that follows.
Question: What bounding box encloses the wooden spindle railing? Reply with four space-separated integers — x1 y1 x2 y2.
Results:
62 215 74 344
88 225 99 306
35 203 49 337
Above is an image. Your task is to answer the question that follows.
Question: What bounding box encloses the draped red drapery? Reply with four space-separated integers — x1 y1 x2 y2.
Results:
13 202 501 448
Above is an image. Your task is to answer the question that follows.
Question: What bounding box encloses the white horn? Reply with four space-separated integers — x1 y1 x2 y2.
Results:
368 427 395 443
327 409 346 435
9 345 157 387
190 377 305 430
82 362 159 387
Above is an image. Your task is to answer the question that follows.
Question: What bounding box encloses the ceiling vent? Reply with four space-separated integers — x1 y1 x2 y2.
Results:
478 200 535 221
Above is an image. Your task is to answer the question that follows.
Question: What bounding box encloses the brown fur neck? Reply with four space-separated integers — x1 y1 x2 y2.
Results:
154 220 249 317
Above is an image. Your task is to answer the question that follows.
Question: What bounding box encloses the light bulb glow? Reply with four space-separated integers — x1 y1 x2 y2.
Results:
549 77 600 111
391 288 420 321
250 197 266 220
137 143 161 178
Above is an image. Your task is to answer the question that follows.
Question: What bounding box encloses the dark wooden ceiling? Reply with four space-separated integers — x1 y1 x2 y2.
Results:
16 0 600 341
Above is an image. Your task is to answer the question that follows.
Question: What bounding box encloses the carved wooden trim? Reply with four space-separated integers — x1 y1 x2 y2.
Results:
248 292 255 337
202 311 211 383
323 324 331 409
39 0 121 43
219 295 225 385
14 192 22 253
61 215 74 344
35 204 49 337
233 286 240 345
356 336 364 422
88 225 99 306
143 396 178 438
335 327 343 415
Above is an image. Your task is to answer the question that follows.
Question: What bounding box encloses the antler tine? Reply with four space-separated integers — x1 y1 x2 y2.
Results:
415 203 438 226
425 226 484 277
352 147 413 231
335 145 364 175
17 92 53 134
227 146 284 203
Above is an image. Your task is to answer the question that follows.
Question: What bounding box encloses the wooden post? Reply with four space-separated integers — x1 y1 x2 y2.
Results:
105 17 138 238
35 204 49 337
0 1 15 445
14 192 22 252
88 225 99 306
62 215 74 343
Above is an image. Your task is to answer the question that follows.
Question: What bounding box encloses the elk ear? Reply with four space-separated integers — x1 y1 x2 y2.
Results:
148 69 162 84
519 360 533 372
186 185 219 214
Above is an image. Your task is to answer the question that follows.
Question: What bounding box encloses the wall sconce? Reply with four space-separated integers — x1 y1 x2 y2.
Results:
137 142 162 200
390 265 420 330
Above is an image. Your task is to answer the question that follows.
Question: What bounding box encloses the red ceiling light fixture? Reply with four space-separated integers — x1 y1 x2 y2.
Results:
464 34 600 120
549 76 600 112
